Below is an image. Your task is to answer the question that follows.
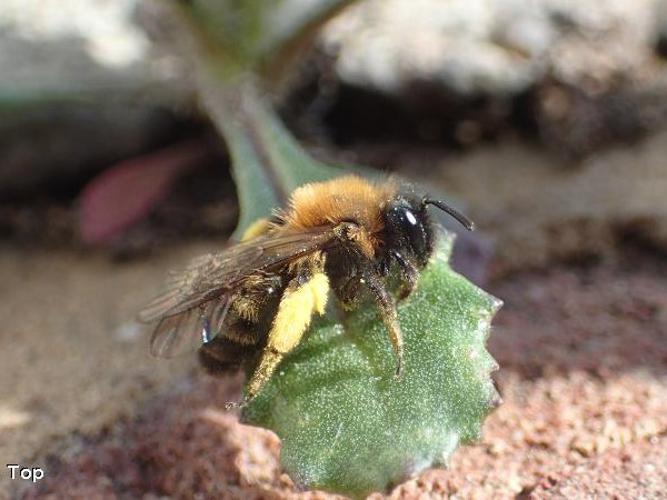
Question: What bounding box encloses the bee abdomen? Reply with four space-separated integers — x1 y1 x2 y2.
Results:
198 333 259 375
198 276 285 376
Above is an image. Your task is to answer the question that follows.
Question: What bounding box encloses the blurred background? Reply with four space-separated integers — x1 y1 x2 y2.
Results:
2 1 666 498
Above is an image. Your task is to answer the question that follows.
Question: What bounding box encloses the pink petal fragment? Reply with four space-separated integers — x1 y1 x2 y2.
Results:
79 139 208 245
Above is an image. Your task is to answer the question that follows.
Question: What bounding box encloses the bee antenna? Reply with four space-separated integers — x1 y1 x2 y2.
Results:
423 198 475 231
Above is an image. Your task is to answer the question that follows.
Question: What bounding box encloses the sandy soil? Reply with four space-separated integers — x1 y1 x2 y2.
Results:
398 130 667 276
0 242 225 498
10 242 665 499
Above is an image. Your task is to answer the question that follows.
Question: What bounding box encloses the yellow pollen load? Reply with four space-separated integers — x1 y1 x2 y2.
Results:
269 272 329 353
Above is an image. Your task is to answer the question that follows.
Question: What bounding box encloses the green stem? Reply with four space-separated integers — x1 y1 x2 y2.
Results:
198 74 282 237
164 0 369 238
196 70 344 238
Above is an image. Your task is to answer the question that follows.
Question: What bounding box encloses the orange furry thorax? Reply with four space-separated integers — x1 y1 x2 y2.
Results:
276 175 397 257
280 175 396 231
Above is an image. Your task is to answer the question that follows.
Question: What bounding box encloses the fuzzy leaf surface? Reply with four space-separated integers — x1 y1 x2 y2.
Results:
242 233 500 497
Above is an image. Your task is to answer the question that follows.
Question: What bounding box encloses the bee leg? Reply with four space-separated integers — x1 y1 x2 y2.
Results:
362 267 404 379
390 250 419 301
243 265 330 403
243 348 284 404
378 256 391 277
338 278 362 311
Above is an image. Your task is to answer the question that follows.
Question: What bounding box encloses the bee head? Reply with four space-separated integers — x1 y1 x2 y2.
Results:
384 194 474 268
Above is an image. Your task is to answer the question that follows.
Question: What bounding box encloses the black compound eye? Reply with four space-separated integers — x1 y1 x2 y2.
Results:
397 207 427 256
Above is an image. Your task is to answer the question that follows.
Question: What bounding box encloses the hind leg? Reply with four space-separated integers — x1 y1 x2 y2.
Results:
243 258 329 403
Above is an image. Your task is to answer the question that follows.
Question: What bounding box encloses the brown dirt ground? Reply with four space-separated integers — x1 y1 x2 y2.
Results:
0 243 219 498
398 129 667 276
12 242 667 500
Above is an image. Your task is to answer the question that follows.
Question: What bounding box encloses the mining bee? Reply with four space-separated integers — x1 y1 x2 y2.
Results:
139 175 473 406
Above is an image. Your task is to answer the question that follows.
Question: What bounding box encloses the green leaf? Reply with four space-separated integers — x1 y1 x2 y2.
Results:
241 234 500 497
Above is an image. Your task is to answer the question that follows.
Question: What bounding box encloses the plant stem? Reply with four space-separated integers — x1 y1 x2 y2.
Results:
196 67 345 238
198 73 284 236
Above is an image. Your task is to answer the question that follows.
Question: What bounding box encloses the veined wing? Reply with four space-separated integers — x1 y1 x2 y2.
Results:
148 295 231 358
139 226 337 357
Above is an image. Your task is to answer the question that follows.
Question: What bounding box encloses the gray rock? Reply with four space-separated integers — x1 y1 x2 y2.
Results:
0 0 193 196
322 0 664 96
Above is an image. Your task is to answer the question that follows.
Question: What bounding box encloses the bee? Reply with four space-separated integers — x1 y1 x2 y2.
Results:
139 175 473 406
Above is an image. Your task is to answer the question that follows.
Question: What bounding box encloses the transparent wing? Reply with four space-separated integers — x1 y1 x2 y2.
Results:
149 296 232 358
141 226 337 358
